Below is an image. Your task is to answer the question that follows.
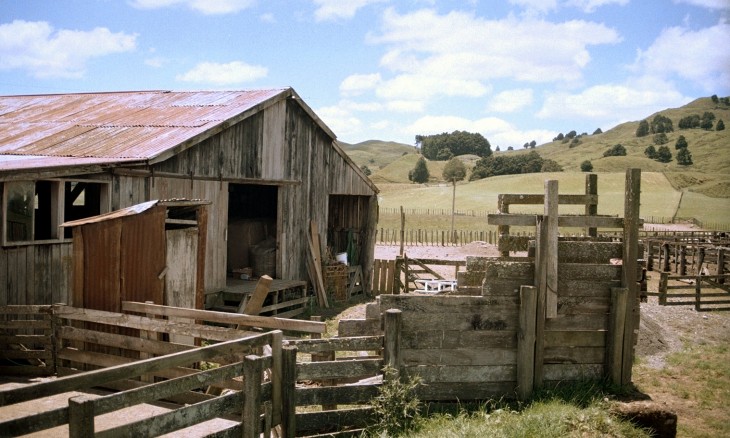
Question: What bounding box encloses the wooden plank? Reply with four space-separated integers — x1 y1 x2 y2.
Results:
337 319 382 337
411 364 515 383
488 214 625 228
517 285 537 400
0 332 272 406
296 384 380 406
58 325 194 357
545 330 605 348
499 194 598 205
543 363 603 381
544 346 605 364
296 359 382 380
415 381 515 401
285 336 382 354
296 407 374 434
241 275 273 316
401 348 517 366
401 330 516 350
309 221 329 308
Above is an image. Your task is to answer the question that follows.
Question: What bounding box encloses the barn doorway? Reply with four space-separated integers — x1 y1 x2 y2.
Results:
227 184 278 278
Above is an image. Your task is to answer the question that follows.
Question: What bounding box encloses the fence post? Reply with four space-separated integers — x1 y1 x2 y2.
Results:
695 276 702 312
608 287 628 386
646 241 654 271
585 173 598 237
679 245 687 275
242 355 264 438
620 168 641 386
281 346 297 438
718 249 725 284
659 272 668 305
384 309 402 379
662 243 670 272
517 286 537 400
697 247 705 275
68 395 95 438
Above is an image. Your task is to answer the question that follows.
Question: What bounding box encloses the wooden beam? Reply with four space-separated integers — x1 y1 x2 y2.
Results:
242 275 273 316
620 168 641 385
488 214 625 229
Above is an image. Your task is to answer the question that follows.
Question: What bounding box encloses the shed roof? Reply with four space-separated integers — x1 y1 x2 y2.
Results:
0 88 334 173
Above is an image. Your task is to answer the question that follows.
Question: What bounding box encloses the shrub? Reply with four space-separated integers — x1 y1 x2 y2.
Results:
580 160 593 172
369 367 423 436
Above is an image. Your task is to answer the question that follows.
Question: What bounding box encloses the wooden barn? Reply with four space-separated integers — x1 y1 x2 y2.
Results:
0 88 378 307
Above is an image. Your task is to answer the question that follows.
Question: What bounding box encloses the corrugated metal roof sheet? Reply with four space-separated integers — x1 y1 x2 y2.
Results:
0 89 290 172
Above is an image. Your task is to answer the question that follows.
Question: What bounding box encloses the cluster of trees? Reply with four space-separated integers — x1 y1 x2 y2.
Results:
644 134 693 165
552 128 602 142
469 151 562 181
636 115 673 137
416 131 492 160
603 144 626 157
711 94 730 106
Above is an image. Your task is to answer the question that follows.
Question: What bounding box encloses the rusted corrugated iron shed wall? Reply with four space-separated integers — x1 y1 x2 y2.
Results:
72 206 165 312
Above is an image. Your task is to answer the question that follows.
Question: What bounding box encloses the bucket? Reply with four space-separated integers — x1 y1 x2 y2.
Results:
335 252 348 265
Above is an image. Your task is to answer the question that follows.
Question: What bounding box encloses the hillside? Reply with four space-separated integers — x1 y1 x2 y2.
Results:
340 97 730 200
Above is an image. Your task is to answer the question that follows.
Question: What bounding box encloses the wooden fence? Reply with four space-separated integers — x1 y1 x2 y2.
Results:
0 303 395 437
653 273 730 311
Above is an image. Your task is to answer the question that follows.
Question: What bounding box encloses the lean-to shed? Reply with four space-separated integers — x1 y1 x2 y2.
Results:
0 88 379 306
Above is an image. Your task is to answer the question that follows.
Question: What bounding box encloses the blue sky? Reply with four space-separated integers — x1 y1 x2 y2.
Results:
1 1 728 148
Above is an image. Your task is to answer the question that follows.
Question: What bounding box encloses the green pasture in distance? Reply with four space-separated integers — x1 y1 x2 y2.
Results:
676 191 730 226
377 171 679 220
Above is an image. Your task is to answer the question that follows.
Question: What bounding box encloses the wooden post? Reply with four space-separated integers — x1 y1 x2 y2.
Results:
662 243 670 272
697 247 705 276
658 272 669 305
585 173 598 237
242 355 264 438
498 194 510 257
281 346 297 438
545 180 559 319
394 256 403 294
310 316 336 411
620 168 641 385
608 287 628 385
533 216 548 387
695 275 702 311
68 395 95 438
271 330 283 425
718 249 725 284
646 241 654 271
517 285 537 400
399 206 405 256
679 245 687 276
403 253 409 294
383 309 402 378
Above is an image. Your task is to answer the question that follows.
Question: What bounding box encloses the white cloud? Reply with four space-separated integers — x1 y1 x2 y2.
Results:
316 103 364 139
176 61 268 85
674 0 730 10
404 114 554 147
0 20 136 78
631 21 730 91
487 89 534 113
509 0 558 14
565 0 629 13
313 0 387 22
376 74 489 101
130 0 255 15
386 100 425 113
372 8 621 87
537 82 689 123
144 57 167 68
340 73 381 96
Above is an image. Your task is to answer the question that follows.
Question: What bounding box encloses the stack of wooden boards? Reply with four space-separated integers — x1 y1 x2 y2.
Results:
307 221 330 308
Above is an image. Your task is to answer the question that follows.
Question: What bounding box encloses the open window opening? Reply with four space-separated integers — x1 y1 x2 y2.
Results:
227 184 278 278
3 179 109 244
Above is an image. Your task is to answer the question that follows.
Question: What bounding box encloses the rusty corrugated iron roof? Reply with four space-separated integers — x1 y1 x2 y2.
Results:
0 89 291 173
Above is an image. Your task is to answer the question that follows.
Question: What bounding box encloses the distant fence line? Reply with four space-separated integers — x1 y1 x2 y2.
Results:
375 227 730 247
378 208 730 231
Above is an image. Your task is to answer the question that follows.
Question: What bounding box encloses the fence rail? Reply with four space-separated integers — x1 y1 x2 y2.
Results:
649 273 730 311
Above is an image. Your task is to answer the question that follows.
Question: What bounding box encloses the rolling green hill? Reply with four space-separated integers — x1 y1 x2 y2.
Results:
338 97 730 227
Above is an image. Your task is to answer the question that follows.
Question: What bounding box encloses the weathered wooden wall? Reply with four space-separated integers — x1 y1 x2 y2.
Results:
1 93 377 304
375 240 636 400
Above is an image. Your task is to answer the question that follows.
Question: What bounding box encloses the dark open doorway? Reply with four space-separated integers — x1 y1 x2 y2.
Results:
227 184 278 277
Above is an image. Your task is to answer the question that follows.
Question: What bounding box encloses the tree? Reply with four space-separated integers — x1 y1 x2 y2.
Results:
580 160 593 172
700 111 715 130
419 131 492 160
603 144 626 157
653 133 669 145
360 165 372 176
408 157 430 183
711 94 719 104
592 128 603 135
636 120 649 137
644 145 657 159
565 130 577 139
442 158 467 240
656 145 672 163
674 135 688 150
717 119 725 131
676 147 693 165
650 115 673 134
529 140 537 148
554 133 564 141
